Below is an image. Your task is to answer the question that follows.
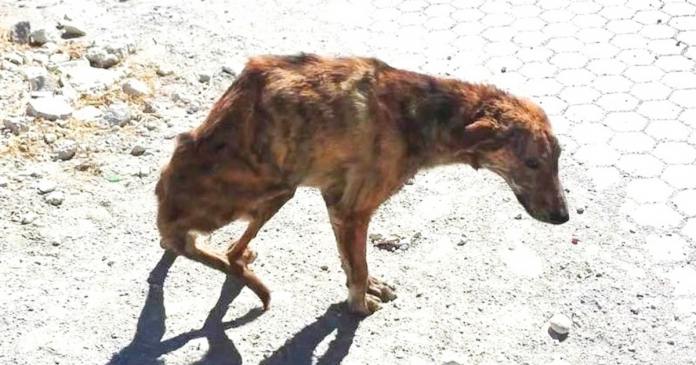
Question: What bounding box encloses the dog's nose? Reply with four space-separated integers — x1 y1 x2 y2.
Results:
548 211 569 225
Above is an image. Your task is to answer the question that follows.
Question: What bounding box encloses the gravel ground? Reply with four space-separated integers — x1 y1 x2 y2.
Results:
1 0 695 364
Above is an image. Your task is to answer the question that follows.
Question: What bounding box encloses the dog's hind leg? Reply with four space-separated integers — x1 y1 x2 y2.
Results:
225 188 297 311
160 231 232 274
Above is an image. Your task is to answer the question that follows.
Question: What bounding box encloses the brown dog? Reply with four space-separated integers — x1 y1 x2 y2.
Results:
154 53 569 316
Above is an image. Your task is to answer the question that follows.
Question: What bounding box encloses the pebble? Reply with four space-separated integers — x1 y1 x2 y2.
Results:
156 63 175 76
103 102 131 126
136 166 150 177
37 179 57 194
45 191 65 206
28 73 57 92
54 140 77 160
44 133 57 144
142 101 159 114
86 46 121 69
514 213 523 220
577 207 585 214
3 117 31 134
0 177 8 188
199 72 212 83
10 21 31 44
130 144 146 156
72 106 102 122
30 29 50 45
26 97 73 120
49 53 70 65
21 213 38 225
32 53 50 65
60 22 86 38
122 78 150 97
550 360 571 365
3 53 24 65
549 313 572 335
222 64 238 75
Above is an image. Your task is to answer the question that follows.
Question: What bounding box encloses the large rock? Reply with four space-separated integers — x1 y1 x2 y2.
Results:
10 21 31 44
26 97 73 120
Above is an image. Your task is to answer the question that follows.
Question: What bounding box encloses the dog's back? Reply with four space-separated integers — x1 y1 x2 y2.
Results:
181 54 420 190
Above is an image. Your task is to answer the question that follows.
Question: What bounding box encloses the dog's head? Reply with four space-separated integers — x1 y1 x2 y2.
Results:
460 92 569 225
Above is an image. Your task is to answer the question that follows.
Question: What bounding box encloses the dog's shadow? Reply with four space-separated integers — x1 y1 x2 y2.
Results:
106 251 363 365
106 250 261 365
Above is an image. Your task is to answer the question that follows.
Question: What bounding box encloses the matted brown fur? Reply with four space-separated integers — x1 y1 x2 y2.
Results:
154 53 569 316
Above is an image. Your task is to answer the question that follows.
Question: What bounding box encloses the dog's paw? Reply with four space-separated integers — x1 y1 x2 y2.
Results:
346 277 397 316
367 276 397 303
348 294 383 316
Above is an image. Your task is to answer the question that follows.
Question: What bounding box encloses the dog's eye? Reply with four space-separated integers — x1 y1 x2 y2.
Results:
524 158 540 169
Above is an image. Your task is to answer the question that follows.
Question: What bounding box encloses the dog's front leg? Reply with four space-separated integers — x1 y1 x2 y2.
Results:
328 212 396 316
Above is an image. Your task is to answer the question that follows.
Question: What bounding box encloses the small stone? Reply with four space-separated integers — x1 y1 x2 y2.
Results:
142 102 158 114
44 134 57 144
136 166 150 177
3 117 31 134
26 97 73 120
30 29 50 45
3 53 24 65
0 177 8 188
130 144 146 156
369 233 383 242
32 53 50 65
550 360 572 365
10 21 31 44
576 207 585 214
501 66 507 73
60 22 86 38
37 179 57 194
222 64 238 75
514 213 523 220
54 139 77 160
549 313 572 335
28 73 57 92
320 265 329 271
49 53 71 65
72 106 102 122
156 63 175 76
45 191 65 206
571 237 580 245
103 102 131 126
85 46 120 69
199 72 212 83
21 213 38 225
122 78 150 97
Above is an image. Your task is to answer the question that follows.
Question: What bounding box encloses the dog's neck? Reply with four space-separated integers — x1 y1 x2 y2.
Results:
379 71 506 171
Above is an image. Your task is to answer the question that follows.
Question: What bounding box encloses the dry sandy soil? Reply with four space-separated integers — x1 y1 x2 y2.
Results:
1 0 695 364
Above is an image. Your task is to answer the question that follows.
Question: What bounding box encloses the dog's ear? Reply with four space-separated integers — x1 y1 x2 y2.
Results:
461 118 503 151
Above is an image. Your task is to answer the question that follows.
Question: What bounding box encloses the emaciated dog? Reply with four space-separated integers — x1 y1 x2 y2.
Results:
154 53 569 316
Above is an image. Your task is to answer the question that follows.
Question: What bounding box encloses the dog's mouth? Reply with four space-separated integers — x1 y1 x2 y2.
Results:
514 193 569 225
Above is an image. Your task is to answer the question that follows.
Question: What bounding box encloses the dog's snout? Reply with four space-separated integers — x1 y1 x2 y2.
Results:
548 210 569 225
